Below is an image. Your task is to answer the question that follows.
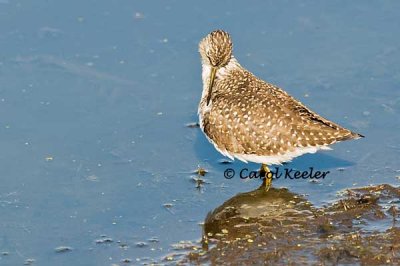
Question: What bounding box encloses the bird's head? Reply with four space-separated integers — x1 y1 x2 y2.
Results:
199 30 233 68
199 30 233 105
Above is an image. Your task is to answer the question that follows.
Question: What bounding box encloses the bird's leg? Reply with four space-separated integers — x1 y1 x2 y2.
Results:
260 163 272 191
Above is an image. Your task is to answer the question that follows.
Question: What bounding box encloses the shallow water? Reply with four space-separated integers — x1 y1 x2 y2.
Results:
0 1 399 265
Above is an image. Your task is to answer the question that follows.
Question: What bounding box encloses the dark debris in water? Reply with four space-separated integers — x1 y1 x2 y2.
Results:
54 246 73 253
191 167 210 189
120 258 132 263
171 184 400 265
163 253 182 262
148 237 159 243
163 203 174 209
218 158 233 164
185 122 200 128
95 237 113 244
118 243 129 250
194 167 208 176
24 258 36 265
135 242 148 248
191 176 210 190
171 240 197 251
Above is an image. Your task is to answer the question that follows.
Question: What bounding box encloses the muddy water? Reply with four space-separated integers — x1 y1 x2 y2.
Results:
177 184 400 264
0 1 399 265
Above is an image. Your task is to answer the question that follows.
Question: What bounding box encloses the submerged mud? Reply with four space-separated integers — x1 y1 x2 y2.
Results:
169 184 400 265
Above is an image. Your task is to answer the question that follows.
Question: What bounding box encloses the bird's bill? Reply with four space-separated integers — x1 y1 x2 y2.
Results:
206 67 217 105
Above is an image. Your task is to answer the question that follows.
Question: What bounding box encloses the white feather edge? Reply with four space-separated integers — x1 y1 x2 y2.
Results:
199 126 332 165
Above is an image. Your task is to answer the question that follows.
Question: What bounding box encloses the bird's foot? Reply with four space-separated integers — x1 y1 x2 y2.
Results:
260 164 272 191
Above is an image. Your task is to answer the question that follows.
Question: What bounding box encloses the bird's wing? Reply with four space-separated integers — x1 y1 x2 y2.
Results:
206 77 360 157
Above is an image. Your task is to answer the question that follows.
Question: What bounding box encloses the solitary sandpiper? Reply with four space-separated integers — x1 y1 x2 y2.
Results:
198 30 363 190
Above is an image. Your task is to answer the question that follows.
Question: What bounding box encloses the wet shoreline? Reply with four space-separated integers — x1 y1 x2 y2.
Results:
167 184 400 265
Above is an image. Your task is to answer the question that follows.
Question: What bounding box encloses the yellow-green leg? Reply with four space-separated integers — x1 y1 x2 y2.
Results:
260 163 272 191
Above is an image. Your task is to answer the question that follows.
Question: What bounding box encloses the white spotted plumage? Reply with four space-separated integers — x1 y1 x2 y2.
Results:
198 30 363 165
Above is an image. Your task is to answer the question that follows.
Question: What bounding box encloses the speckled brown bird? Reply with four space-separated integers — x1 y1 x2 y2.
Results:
197 30 364 190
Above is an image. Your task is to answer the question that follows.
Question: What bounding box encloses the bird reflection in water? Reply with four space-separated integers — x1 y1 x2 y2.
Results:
202 184 316 258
